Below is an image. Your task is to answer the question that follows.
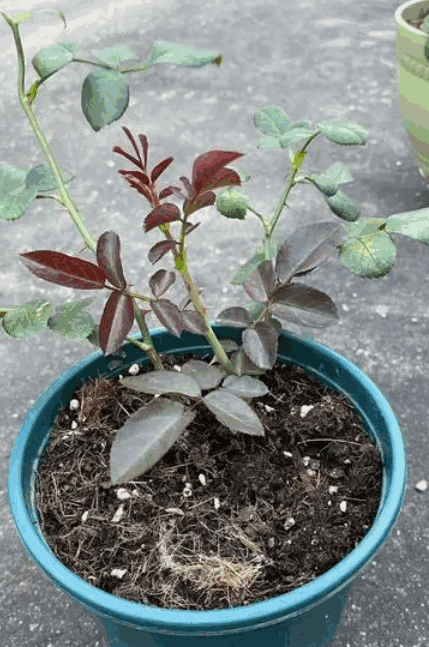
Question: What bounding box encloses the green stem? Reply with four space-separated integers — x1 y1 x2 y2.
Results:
116 63 152 74
5 17 97 253
179 262 232 369
4 13 165 371
132 300 164 370
72 58 151 75
266 132 320 242
247 205 270 232
71 57 117 70
162 223 232 369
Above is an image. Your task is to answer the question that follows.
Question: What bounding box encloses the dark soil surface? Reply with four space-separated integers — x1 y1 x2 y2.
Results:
35 353 382 610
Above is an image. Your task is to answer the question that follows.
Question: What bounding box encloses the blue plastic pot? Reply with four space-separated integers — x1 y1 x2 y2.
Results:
9 326 406 647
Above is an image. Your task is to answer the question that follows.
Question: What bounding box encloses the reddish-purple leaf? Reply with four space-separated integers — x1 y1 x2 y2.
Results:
149 269 176 298
271 282 339 328
197 167 241 193
113 145 142 169
124 177 154 204
257 260 276 297
192 151 243 195
96 231 127 289
216 306 251 328
118 169 150 185
139 134 148 168
183 191 216 217
159 185 183 200
184 222 201 237
151 156 174 184
20 250 107 290
230 347 265 377
144 203 181 233
180 176 193 197
181 310 207 335
150 299 184 338
99 291 134 355
243 262 273 303
121 126 143 168
148 240 177 264
242 322 278 370
275 221 348 283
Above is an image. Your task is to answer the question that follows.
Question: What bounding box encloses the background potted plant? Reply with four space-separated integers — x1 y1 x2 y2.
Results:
395 0 429 179
4 8 429 647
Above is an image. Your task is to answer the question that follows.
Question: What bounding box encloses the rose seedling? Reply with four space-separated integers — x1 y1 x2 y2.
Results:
2 11 429 485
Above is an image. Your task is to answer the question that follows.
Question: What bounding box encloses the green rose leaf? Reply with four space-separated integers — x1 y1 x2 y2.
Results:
385 207 429 244
0 186 38 220
338 218 397 278
0 164 27 195
145 41 222 67
81 68 130 131
26 165 74 192
47 298 95 340
32 41 79 79
257 136 282 150
93 45 137 66
254 106 292 138
304 162 354 197
2 299 52 338
0 164 38 220
279 128 314 148
325 189 360 221
216 189 249 219
316 119 369 146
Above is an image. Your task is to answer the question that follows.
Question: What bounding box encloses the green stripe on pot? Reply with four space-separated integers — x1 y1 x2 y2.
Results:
8 327 406 647
395 0 429 179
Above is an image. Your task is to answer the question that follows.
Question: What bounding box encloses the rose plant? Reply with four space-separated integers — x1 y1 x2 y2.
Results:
2 10 429 488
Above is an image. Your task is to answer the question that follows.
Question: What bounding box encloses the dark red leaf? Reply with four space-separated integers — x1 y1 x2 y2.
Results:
148 240 177 264
159 185 183 200
180 176 193 198
150 299 184 338
139 134 148 168
112 145 142 169
144 203 181 233
124 177 154 204
121 127 143 168
149 269 176 298
199 167 241 192
184 222 201 236
20 250 107 290
118 169 150 185
183 191 216 217
181 310 207 335
192 151 243 195
96 231 127 289
151 156 174 184
99 291 134 355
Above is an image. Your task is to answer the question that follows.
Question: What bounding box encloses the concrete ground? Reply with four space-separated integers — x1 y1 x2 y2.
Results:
0 0 428 645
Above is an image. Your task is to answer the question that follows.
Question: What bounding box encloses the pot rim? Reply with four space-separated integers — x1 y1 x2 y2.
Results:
395 0 429 34
8 327 406 634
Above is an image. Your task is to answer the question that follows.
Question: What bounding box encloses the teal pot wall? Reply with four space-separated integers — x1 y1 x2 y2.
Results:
395 0 429 178
8 326 406 647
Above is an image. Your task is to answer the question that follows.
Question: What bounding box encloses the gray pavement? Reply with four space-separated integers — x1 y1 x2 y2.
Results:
1 0 428 645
